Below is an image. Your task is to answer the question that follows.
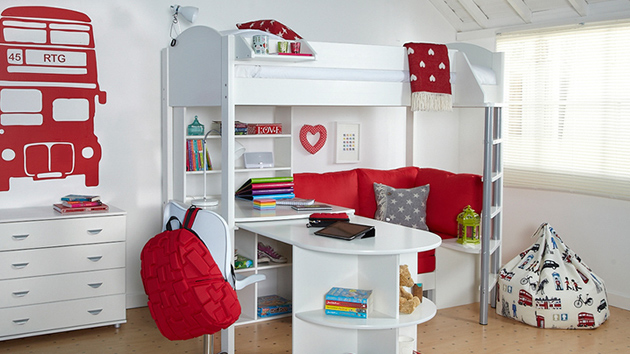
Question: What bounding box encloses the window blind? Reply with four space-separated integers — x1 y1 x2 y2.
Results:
496 21 630 200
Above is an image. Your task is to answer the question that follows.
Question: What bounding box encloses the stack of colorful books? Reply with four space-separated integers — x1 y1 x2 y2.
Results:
235 176 294 200
186 139 212 171
324 287 372 318
53 194 109 214
253 198 276 210
212 120 248 135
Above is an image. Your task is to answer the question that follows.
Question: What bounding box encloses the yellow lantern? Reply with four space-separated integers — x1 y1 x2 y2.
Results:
457 205 480 245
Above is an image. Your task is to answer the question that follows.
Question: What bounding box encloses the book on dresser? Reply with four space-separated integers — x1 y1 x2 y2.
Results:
324 287 372 318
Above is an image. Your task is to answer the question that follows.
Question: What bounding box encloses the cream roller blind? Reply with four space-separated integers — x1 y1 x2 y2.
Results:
496 21 630 200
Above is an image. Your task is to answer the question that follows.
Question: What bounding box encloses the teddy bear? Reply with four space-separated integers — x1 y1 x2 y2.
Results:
399 264 421 314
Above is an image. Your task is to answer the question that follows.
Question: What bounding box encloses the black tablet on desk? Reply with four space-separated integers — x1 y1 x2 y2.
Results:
314 221 375 241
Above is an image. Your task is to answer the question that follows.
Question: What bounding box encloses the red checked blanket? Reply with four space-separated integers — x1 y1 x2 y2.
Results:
404 42 452 111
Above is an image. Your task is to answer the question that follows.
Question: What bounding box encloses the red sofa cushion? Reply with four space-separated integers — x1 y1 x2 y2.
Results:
356 167 419 218
293 170 359 212
415 168 483 238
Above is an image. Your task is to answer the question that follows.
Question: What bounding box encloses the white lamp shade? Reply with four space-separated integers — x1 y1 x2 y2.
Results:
179 6 198 23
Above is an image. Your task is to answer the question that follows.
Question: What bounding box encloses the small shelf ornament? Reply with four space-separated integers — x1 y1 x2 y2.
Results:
457 205 480 245
187 115 204 136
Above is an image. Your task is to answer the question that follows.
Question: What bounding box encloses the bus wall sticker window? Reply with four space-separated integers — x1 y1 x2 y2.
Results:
0 6 106 191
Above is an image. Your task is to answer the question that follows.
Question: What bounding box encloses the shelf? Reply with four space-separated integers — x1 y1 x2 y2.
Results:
441 238 500 255
295 297 436 330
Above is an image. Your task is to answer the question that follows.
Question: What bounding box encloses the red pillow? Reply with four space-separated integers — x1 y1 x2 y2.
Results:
293 170 359 212
415 168 483 238
236 19 302 40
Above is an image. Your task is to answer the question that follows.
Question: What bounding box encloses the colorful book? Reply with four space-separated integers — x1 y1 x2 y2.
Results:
247 188 294 196
238 193 296 201
61 194 100 202
324 305 367 313
62 200 103 208
258 295 292 318
250 182 294 190
53 203 109 214
236 177 294 193
324 309 367 318
325 299 368 308
325 287 372 304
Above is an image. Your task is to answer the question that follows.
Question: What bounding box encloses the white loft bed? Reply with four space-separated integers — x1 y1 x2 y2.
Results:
162 26 504 350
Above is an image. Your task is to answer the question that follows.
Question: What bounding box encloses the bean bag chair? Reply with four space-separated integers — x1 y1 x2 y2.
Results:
496 223 609 329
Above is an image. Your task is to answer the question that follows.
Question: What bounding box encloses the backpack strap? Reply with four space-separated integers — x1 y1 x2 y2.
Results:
183 206 200 230
165 216 182 231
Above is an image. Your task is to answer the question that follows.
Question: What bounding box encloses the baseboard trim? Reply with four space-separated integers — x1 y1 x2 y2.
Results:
607 291 630 311
126 292 148 309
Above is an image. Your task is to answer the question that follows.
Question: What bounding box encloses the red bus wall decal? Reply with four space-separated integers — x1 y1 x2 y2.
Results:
0 6 106 191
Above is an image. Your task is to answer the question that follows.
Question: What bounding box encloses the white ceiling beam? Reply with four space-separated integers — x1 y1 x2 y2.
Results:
427 0 466 32
506 0 532 23
567 0 589 17
457 0 490 28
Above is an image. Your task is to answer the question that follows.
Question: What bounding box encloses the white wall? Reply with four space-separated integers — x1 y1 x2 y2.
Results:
0 0 455 308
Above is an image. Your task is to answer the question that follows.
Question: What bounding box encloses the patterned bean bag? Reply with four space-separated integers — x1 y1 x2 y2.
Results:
497 223 609 329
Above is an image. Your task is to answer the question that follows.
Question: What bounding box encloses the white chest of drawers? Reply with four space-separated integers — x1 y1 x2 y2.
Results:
0 205 127 341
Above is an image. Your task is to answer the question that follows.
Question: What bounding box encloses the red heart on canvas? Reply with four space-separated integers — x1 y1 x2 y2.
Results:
299 125 327 154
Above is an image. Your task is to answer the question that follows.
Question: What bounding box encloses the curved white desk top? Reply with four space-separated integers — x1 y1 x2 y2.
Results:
237 215 442 255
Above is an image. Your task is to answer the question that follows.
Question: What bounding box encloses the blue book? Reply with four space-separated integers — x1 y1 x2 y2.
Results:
325 309 367 318
325 287 372 304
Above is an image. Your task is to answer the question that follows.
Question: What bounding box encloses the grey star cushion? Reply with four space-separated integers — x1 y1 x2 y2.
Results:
373 182 429 230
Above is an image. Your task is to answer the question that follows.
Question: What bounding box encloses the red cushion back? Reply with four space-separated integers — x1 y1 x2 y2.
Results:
294 170 359 211
415 168 483 238
356 167 419 218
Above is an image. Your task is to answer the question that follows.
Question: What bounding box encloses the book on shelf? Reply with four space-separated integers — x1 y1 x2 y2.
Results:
324 309 368 318
325 287 372 304
244 187 294 196
325 299 368 308
186 139 212 171
60 194 100 202
257 295 292 318
324 287 373 319
53 203 109 214
212 120 248 135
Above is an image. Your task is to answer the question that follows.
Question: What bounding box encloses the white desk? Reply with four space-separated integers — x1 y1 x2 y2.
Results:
238 214 441 354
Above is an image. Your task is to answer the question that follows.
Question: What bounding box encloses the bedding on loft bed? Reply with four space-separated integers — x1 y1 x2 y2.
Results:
167 26 502 108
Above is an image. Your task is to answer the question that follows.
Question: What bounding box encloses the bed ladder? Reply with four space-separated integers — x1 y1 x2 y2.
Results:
480 105 503 325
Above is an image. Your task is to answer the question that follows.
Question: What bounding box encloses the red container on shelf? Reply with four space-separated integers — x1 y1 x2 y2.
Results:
247 123 283 135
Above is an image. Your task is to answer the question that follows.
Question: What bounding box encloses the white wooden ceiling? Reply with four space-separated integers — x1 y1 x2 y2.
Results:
429 0 630 38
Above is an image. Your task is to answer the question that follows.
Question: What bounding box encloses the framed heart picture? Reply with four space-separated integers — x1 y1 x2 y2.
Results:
299 124 327 154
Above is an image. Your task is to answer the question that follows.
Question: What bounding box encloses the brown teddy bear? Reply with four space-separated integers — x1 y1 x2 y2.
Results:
399 264 421 314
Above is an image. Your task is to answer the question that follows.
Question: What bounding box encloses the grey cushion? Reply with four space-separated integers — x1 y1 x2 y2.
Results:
373 182 429 230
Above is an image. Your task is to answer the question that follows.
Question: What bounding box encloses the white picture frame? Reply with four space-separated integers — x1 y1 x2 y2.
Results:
335 122 360 163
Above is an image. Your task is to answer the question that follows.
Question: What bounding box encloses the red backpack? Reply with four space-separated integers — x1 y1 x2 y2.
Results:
140 207 241 340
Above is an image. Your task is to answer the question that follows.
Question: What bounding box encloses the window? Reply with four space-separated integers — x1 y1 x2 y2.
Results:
496 21 630 200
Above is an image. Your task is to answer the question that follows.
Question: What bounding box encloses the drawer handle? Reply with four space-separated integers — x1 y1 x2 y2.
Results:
88 309 103 315
87 229 103 235
87 256 103 262
13 318 29 325
88 282 103 288
12 290 30 297
11 262 29 269
12 234 29 241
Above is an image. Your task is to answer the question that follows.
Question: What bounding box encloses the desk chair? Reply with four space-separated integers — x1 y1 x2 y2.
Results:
163 201 266 354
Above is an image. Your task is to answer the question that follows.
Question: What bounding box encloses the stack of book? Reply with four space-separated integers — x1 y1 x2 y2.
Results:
235 176 295 200
253 198 276 210
53 194 109 214
186 139 212 171
324 287 372 318
212 120 248 135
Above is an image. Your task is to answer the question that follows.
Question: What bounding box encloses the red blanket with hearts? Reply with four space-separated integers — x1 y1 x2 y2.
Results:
404 42 452 111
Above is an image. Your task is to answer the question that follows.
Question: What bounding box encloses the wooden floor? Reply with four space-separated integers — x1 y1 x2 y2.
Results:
1 303 628 354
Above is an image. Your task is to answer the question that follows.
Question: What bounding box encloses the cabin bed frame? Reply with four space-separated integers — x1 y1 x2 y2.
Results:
162 25 504 353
